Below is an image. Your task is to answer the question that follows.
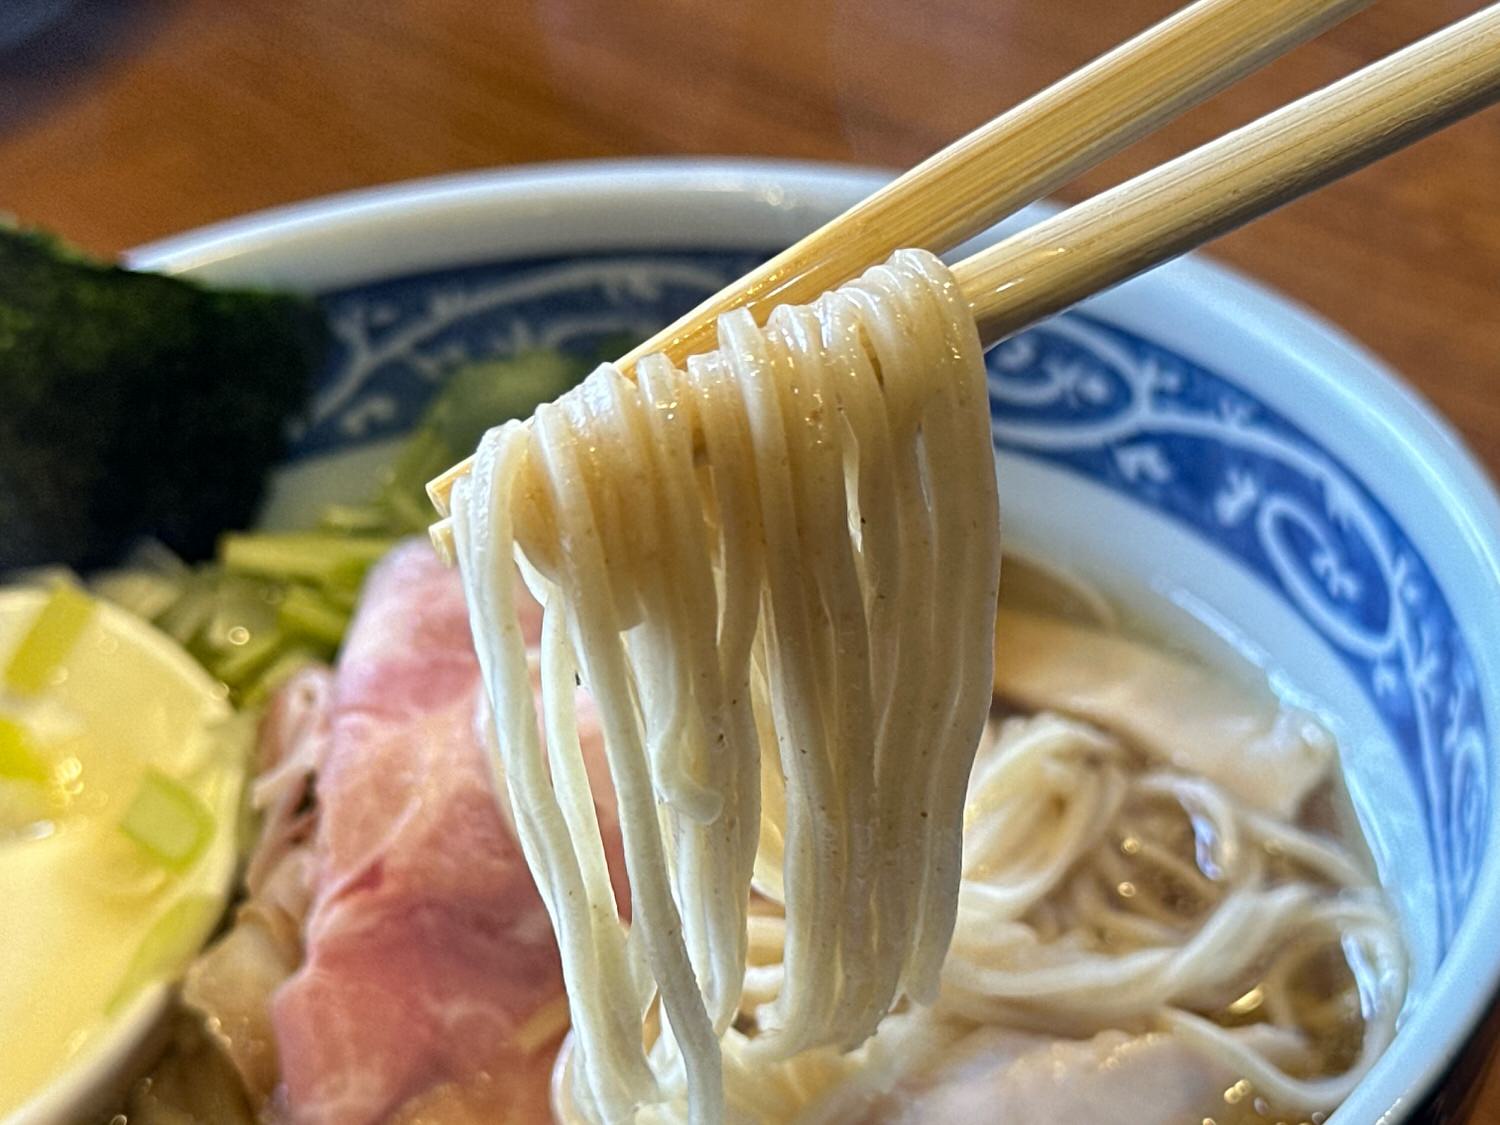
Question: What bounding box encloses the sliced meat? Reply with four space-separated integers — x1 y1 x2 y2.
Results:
184 848 317 1101
876 1026 1239 1124
995 608 1332 818
271 541 619 1124
185 665 334 1102
247 665 335 895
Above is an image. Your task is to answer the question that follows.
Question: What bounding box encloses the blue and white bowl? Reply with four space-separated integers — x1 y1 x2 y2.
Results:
130 159 1500 1123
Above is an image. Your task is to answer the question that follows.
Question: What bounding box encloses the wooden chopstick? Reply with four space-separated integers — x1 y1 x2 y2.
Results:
611 0 1374 372
955 2 1500 347
426 4 1500 562
427 0 1372 526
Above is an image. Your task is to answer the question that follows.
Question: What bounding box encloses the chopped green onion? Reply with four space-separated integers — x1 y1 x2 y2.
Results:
318 503 391 535
277 585 351 648
322 556 377 595
0 717 49 783
197 573 280 648
4 582 94 696
320 581 361 613
106 893 222 1016
219 533 394 586
91 569 185 623
209 629 284 690
244 647 322 706
118 767 215 872
155 584 218 647
376 349 591 533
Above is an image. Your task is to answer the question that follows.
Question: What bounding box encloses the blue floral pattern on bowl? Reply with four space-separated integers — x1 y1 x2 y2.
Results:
300 251 765 456
988 316 1486 946
307 249 1486 949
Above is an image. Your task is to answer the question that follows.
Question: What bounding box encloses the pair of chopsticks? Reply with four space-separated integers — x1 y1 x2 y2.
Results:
429 0 1500 556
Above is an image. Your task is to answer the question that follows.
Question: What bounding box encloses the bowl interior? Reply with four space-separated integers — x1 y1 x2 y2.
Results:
129 159 1500 1124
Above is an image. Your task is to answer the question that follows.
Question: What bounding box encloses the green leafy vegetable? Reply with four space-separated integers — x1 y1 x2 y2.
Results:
375 350 589 531
0 226 326 571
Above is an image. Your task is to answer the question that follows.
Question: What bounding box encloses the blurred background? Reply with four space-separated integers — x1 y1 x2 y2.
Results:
1 0 1498 1114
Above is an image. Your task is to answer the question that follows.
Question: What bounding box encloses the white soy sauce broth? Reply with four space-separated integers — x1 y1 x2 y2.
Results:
978 554 1389 1125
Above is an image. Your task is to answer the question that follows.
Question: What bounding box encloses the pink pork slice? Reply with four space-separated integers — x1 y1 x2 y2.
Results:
273 541 622 1124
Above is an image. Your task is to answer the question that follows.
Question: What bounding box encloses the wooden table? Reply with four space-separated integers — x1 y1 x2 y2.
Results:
2 0 1498 1119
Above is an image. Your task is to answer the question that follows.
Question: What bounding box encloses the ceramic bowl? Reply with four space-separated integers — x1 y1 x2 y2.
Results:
102 158 1499 1123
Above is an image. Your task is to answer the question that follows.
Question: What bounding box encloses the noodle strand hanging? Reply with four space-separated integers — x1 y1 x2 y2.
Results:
451 250 1001 1122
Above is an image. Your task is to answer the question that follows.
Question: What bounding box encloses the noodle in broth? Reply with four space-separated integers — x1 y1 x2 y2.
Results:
450 250 1405 1124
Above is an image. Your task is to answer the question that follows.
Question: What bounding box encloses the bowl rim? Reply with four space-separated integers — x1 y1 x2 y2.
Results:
128 157 1500 1123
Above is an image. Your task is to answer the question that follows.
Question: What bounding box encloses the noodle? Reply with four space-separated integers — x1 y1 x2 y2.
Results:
450 250 1001 1123
451 246 1405 1123
696 713 1406 1122
937 713 1408 1115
